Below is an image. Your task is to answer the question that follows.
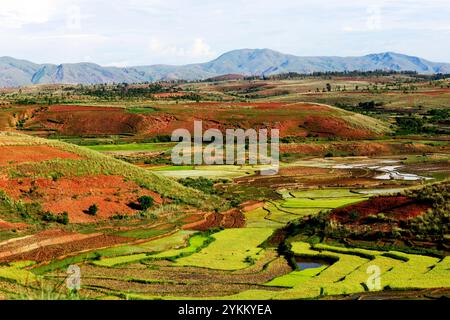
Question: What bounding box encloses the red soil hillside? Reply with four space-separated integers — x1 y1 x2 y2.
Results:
0 145 82 166
0 175 163 223
18 102 391 139
330 196 432 225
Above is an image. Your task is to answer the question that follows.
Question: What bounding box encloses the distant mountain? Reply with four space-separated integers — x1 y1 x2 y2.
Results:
1 49 450 87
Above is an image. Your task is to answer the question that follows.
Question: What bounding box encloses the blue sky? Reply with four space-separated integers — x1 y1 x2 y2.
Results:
1 0 449 66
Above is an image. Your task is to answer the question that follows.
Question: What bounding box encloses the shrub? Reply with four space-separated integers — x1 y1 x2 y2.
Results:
111 214 129 220
349 210 359 221
87 204 99 216
137 196 154 210
42 211 69 225
179 177 215 194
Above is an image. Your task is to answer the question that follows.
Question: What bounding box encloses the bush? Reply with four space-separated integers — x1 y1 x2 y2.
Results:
87 204 99 216
137 196 154 210
42 211 69 225
349 210 359 221
179 177 216 194
111 214 129 220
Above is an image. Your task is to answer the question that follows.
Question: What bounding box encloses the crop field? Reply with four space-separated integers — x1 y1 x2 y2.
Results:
92 232 211 268
149 165 260 179
220 242 450 300
174 228 274 270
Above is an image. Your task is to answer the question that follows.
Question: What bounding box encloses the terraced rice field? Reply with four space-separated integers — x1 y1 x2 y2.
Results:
245 188 371 227
174 228 274 270
13 217 446 301
224 242 450 300
149 165 263 179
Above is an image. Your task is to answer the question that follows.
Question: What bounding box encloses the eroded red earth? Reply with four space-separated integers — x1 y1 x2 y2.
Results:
331 196 431 224
0 175 162 223
18 102 380 139
0 145 82 166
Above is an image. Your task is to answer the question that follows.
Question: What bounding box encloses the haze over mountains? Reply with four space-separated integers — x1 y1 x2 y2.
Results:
1 49 450 87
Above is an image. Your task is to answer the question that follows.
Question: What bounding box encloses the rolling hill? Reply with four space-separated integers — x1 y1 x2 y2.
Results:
1 50 450 87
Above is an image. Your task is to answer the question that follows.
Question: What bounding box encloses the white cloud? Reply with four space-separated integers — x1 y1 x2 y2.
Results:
148 37 215 62
0 0 57 28
104 60 131 68
190 38 214 58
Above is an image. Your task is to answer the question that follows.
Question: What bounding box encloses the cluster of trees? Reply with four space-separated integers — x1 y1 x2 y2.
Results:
395 108 449 135
73 83 172 98
405 182 449 239
244 70 421 81
42 211 69 225
178 177 217 194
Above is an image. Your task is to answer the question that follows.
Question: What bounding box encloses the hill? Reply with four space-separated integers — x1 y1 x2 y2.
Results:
8 102 392 139
284 180 449 253
1 50 450 86
0 132 222 226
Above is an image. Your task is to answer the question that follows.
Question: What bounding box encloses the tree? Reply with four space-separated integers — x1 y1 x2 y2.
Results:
87 204 99 215
326 83 332 92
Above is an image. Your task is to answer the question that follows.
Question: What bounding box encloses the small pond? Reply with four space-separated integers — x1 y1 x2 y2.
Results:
295 256 333 271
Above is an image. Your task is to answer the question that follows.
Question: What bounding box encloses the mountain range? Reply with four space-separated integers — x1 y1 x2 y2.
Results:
1 49 450 87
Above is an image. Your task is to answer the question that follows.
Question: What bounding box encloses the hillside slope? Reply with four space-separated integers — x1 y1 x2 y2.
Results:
0 132 221 225
12 102 392 139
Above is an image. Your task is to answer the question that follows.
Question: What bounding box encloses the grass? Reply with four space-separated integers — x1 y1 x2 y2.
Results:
175 228 274 270
125 107 158 114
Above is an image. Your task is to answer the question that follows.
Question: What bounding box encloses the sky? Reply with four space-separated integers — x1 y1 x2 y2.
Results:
0 0 449 66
